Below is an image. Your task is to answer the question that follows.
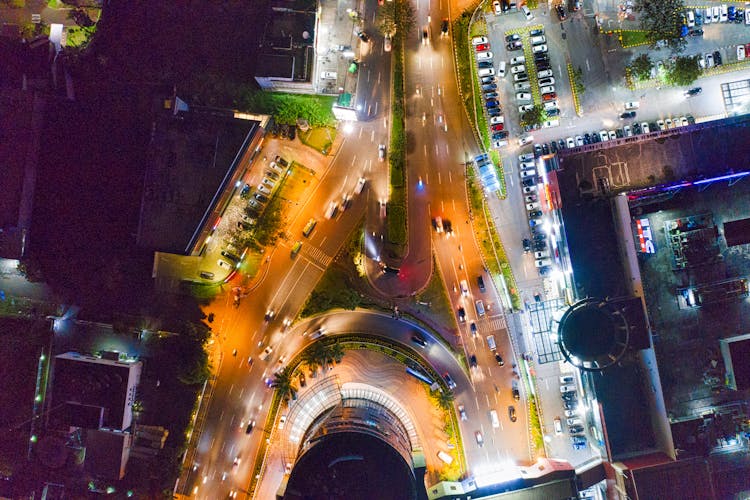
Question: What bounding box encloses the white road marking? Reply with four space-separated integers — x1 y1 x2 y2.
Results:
438 172 442 184
367 68 371 82
445 144 450 155
425 173 430 184
585 58 591 71
424 144 427 155
374 101 379 115
351 155 357 167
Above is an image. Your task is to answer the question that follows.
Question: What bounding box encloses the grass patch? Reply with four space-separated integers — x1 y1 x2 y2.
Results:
619 30 649 48
413 256 457 330
66 25 96 48
467 167 521 310
299 126 336 155
528 395 546 454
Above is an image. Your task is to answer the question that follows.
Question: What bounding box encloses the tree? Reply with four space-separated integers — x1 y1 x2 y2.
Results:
666 55 702 86
630 54 654 80
432 388 454 410
326 341 345 364
377 3 397 36
634 0 688 53
302 342 328 372
520 105 547 127
571 66 585 95
272 366 295 402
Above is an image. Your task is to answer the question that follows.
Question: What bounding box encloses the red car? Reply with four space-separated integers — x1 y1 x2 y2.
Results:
475 43 489 52
542 92 557 102
745 42 750 55
491 123 504 132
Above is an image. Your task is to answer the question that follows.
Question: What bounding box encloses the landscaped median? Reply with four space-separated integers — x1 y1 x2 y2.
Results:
387 31 408 255
467 166 521 311
567 62 583 116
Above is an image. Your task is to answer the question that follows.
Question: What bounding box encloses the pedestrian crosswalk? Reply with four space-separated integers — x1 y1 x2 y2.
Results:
301 244 332 268
480 315 507 333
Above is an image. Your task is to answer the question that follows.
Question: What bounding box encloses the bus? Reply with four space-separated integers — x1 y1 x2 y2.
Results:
405 366 434 386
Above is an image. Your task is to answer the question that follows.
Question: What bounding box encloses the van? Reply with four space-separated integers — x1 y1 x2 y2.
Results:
530 35 546 45
497 61 507 78
554 417 563 435
486 335 497 351
478 68 496 77
437 450 454 464
291 241 302 258
490 410 500 428
320 71 337 80
302 218 317 237
476 300 486 316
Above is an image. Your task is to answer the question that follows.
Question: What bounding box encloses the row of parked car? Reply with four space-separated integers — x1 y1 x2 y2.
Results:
687 5 750 26
473 36 509 148
508 29 561 124
555 375 586 448
515 151 553 275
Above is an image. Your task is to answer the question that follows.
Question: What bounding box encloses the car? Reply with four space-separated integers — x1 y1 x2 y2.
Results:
563 401 578 411
624 125 632 137
539 84 555 95
378 143 387 161
528 210 542 218
357 31 370 42
567 417 583 426
522 238 532 252
477 61 493 69
721 4 728 22
491 123 504 132
712 5 720 22
475 43 489 52
620 111 636 120
572 135 583 147
278 414 287 429
507 41 523 51
505 33 521 43
686 9 695 27
513 82 531 93
411 333 427 347
508 405 517 422
530 27 545 36
492 139 507 149
608 130 616 140
564 409 578 418
680 116 689 127
521 5 533 20
513 71 529 81
597 130 608 142
714 50 722 66
538 77 555 87
441 18 449 35
492 131 508 140
689 28 704 36
534 53 550 63
530 35 546 45
476 51 493 61
542 92 557 102
657 119 666 131
457 306 466 322
536 60 551 71
705 53 714 68
526 201 540 210
470 322 478 335
615 128 624 138
560 384 576 393
633 122 642 134
519 152 535 162
443 372 457 390
556 4 566 20
299 372 306 387
532 44 548 54
685 87 702 97
472 36 489 45
516 92 532 101
469 354 478 368
510 55 526 65
421 28 429 45
542 143 550 155
518 105 534 115
562 391 578 401
563 137 574 149
569 425 584 434
493 0 502 14
490 115 504 125
495 353 505 365
641 122 650 134
482 83 497 92
475 431 484 447
512 387 520 401
255 193 269 204
511 64 526 74
459 404 468 420
537 69 553 78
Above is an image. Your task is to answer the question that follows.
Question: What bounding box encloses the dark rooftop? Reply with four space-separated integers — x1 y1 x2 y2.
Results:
137 109 259 254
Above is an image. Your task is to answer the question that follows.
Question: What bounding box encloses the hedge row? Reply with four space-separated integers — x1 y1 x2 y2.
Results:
388 31 407 246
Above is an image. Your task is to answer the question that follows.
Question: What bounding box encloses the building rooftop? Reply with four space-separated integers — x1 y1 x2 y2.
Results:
137 108 260 254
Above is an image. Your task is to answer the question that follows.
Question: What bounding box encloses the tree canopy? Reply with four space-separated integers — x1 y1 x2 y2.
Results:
630 53 654 80
520 105 548 127
377 0 415 37
666 55 702 86
634 0 688 53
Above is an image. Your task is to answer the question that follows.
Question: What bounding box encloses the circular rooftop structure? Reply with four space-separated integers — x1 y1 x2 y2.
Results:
557 297 630 371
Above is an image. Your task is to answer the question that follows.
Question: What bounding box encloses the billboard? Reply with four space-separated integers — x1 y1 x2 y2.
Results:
635 218 656 253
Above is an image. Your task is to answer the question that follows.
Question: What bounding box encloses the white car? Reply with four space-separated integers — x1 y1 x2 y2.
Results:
532 44 548 54
472 36 489 45
608 130 616 140
521 5 533 20
540 85 555 94
514 81 531 91
476 51 494 60
560 384 576 393
641 122 650 134
516 92 532 101
511 64 526 74
384 34 392 52
575 135 584 146
535 258 552 268
534 250 549 259
537 69 553 78
493 0 502 15
686 10 695 27
704 7 712 24
680 116 689 127
492 139 507 149
712 5 720 23
526 202 540 210
518 104 534 113
523 185 537 194
543 100 558 111
460 279 469 296
599 130 609 141
510 55 526 65
490 115 505 124
538 77 555 86
566 137 575 148
657 119 666 131
218 259 233 270
520 160 535 169
519 152 535 162
705 53 714 68
624 101 640 110
325 201 338 219
738 45 746 61
665 118 673 129
624 125 632 137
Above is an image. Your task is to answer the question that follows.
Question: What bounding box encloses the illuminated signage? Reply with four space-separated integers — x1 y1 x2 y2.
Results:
635 218 656 253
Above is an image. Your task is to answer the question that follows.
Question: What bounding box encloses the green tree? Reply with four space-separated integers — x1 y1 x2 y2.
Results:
571 66 585 95
634 0 687 53
272 366 295 402
301 342 328 372
666 55 702 86
630 53 654 80
377 3 397 36
520 105 547 127
433 388 454 410
326 341 345 364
